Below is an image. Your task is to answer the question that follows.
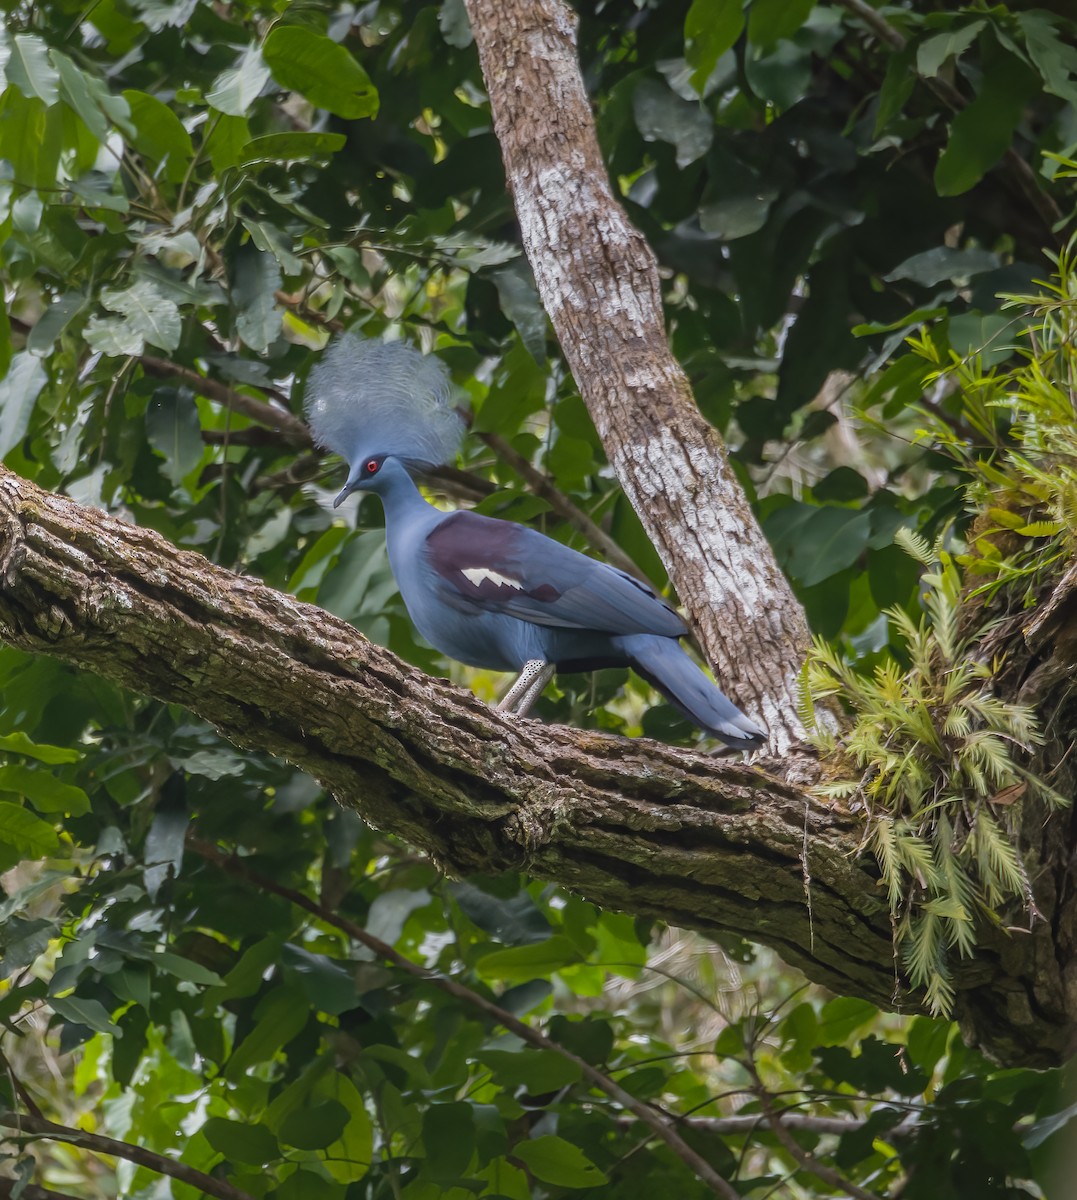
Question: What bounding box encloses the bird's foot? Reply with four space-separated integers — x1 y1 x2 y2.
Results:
497 660 555 716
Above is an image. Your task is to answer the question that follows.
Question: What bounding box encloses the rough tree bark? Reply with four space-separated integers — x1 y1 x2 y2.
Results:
464 0 810 755
0 468 1072 1067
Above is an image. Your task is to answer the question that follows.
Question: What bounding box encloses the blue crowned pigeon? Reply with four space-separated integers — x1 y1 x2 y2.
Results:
305 336 767 750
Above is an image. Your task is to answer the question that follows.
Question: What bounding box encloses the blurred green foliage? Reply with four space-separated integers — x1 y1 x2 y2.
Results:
2 0 1077 1196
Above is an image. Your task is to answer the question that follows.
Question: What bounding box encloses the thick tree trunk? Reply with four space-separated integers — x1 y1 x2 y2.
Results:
464 0 811 755
0 467 1071 1066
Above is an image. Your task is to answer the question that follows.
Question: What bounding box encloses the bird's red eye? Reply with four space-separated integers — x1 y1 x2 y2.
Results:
366 459 379 474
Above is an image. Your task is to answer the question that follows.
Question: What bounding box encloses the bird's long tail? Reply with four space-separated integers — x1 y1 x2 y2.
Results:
618 634 767 750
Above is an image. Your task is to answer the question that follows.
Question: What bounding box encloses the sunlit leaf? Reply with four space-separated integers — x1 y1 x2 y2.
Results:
262 27 378 119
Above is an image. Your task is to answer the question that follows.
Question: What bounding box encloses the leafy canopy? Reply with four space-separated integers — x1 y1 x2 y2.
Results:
1 0 1077 1197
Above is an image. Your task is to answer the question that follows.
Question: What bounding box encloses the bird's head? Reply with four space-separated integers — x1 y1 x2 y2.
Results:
332 453 414 508
305 335 466 510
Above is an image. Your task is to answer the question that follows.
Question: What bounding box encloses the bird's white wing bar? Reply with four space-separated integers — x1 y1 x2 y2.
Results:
461 567 524 591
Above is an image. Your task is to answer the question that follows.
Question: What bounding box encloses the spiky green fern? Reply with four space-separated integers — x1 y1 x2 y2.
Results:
911 235 1077 604
803 531 1063 1015
803 236 1077 1013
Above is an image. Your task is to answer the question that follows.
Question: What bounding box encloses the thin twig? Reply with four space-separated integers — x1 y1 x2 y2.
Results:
0 1111 256 1200
0 1179 87 1200
139 357 312 446
189 837 742 1200
743 1063 879 1200
0 1050 42 1119
675 1112 917 1137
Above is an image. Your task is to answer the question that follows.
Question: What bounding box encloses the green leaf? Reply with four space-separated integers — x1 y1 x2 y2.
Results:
884 246 999 288
813 467 868 503
816 996 879 1045
0 764 89 816
699 165 779 239
226 986 309 1080
916 20 985 78
546 1015 615 1065
87 280 182 356
744 37 812 108
685 0 744 94
632 78 712 168
817 1037 928 1096
53 51 134 141
7 35 59 105
947 312 1014 369
439 0 473 49
313 1072 373 1184
210 936 287 1004
241 222 305 283
145 389 203 486
237 131 345 166
68 172 129 214
0 732 80 764
153 951 223 986
786 508 873 588
475 934 583 981
512 1136 608 1188
779 1002 819 1071
934 52 1039 197
868 544 920 611
1023 1098 1077 1150
0 307 9 381
234 246 281 353
281 943 358 1016
129 0 198 33
451 881 553 945
0 352 47 458
747 0 814 48
1016 12 1077 106
202 1118 280 1165
1016 521 1063 538
26 292 87 355
479 1049 582 1092
0 90 62 189
2 916 56 971
491 261 547 364
278 1100 350 1151
168 747 244 780
874 44 916 134
50 995 120 1035
274 1169 342 1200
206 45 270 116
472 340 546 435
0 801 59 857
422 1102 475 1180
122 90 193 183
262 27 379 120
204 113 251 171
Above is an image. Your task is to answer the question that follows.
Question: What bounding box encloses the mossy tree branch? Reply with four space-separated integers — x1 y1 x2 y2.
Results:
0 467 1071 1065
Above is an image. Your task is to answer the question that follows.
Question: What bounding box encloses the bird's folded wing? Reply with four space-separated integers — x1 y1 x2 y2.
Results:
425 511 687 637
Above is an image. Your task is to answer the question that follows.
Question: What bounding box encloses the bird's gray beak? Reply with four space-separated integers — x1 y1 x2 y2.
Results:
332 484 351 509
